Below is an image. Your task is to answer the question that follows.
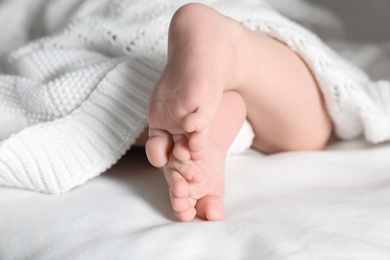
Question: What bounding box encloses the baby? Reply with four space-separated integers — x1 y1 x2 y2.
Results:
142 3 333 222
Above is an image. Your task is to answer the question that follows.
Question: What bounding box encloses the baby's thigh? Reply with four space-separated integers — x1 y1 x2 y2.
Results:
246 35 332 153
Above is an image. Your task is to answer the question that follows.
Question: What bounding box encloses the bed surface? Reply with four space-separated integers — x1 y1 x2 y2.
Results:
2 139 390 259
2 0 390 259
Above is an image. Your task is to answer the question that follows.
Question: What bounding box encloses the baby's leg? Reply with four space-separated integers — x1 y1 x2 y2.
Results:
147 3 332 221
236 21 333 154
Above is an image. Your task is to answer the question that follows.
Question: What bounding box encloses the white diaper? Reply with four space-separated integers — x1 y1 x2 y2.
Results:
227 119 255 155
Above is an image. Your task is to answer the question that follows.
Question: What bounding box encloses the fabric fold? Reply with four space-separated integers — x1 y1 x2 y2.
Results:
0 58 162 193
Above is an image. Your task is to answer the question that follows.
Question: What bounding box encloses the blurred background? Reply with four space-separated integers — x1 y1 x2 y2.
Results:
310 0 390 41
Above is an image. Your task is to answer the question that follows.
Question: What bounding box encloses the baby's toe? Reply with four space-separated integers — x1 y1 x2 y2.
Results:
146 129 173 167
177 207 197 222
188 128 209 160
171 196 191 212
195 195 225 221
182 104 214 134
168 159 203 183
172 134 191 161
164 169 189 198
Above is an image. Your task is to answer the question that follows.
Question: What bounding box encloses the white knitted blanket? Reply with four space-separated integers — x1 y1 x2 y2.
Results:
1 0 389 194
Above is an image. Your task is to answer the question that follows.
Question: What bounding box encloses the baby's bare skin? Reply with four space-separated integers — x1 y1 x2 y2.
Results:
146 3 332 221
162 92 246 221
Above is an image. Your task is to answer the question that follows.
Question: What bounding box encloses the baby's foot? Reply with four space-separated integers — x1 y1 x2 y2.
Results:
146 3 244 167
164 92 246 221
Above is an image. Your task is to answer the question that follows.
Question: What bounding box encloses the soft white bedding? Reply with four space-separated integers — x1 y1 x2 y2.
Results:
2 140 390 259
1 0 390 259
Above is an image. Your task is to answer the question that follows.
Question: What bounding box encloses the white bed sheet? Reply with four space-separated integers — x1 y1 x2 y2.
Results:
1 139 390 259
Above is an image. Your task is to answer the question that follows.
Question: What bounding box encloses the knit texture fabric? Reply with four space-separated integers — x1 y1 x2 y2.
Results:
0 0 389 194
